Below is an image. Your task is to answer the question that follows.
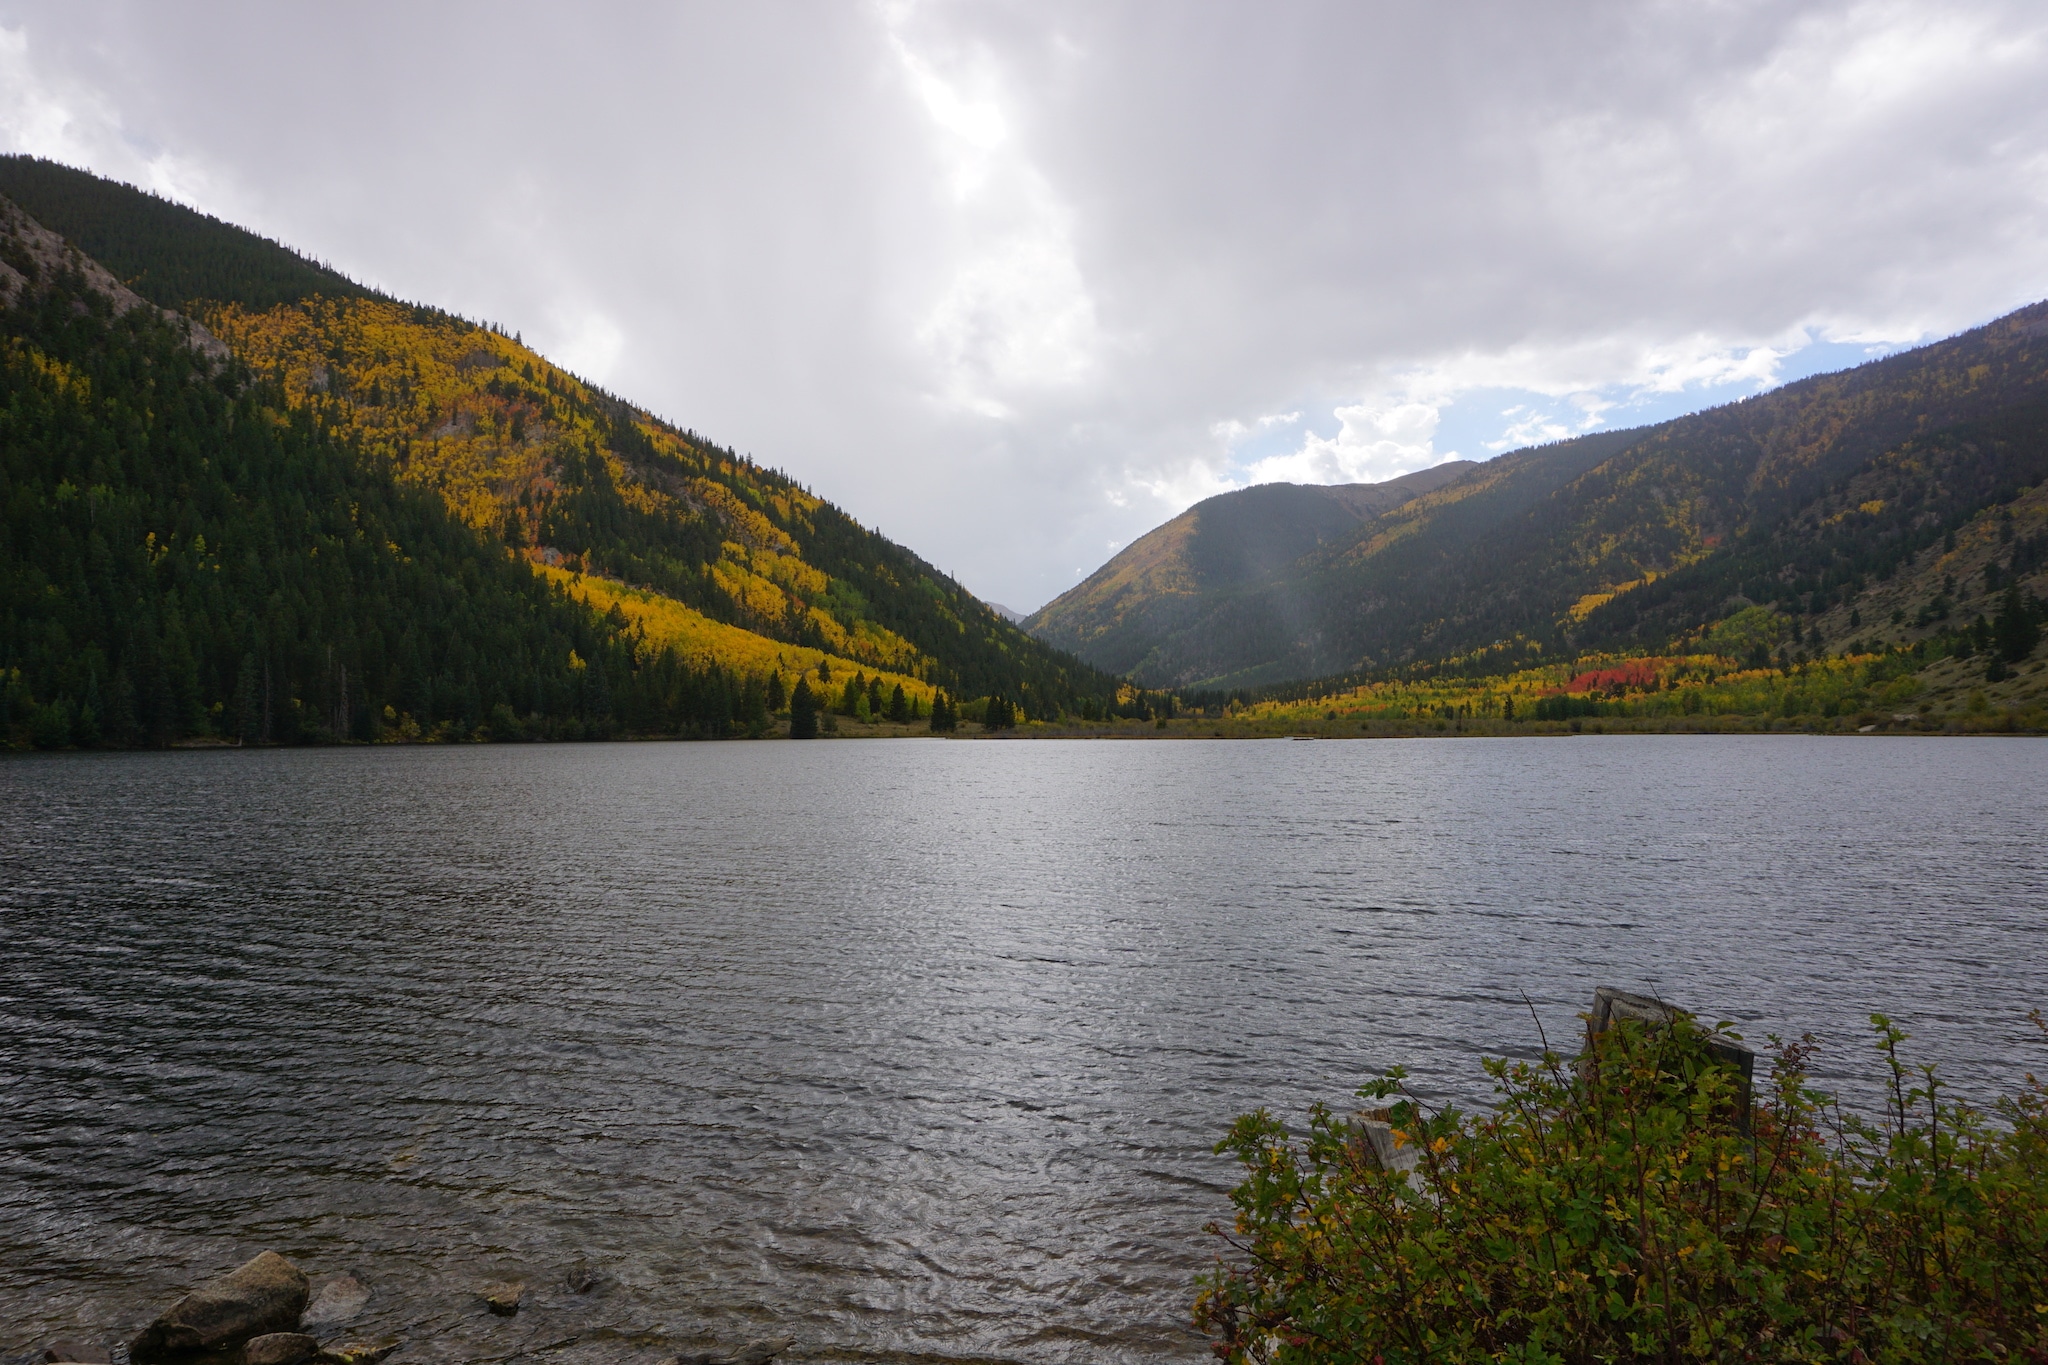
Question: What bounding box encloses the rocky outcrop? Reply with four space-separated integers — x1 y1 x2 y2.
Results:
129 1251 310 1363
0 197 230 362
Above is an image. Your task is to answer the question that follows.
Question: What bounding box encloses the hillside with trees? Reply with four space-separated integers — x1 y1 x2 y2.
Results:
1026 463 1474 678
0 159 1115 747
1029 304 2048 692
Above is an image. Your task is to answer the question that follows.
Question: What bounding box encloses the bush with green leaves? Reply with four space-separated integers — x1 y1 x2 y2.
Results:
1196 1010 2048 1363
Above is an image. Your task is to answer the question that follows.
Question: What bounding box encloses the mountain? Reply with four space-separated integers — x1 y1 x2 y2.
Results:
0 157 1113 747
1026 463 1476 683
1031 305 2048 688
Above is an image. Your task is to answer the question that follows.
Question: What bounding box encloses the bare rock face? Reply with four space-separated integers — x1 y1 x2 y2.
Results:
130 1251 311 1363
300 1275 369 1331
42 1341 110 1363
242 1334 319 1365
0 197 231 362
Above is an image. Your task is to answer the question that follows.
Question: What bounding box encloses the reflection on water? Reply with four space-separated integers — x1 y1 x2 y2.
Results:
1 737 2044 1362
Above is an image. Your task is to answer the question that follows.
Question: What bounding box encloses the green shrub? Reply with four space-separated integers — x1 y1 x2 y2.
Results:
1196 1011 2048 1363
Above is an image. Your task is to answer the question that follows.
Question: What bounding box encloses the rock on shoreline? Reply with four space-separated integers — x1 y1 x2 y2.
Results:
61 1250 795 1365
130 1252 309 1363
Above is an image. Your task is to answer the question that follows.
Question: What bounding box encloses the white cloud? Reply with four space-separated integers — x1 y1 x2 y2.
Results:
0 25 221 213
0 25 112 166
1242 400 1443 485
887 11 1103 417
548 306 625 382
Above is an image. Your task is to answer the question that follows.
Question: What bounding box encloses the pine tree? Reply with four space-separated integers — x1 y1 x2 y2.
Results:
1992 585 2040 663
887 682 909 723
789 677 818 738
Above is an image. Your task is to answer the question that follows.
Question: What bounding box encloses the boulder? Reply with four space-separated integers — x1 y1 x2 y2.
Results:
131 1252 310 1363
242 1334 319 1365
42 1341 110 1364
310 1337 399 1365
564 1259 597 1294
301 1275 369 1330
481 1281 524 1316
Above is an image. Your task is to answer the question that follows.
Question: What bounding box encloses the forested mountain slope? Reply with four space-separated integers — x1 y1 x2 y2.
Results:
1 199 649 746
0 154 371 311
1026 463 1473 677
0 158 1112 744
1044 302 2048 688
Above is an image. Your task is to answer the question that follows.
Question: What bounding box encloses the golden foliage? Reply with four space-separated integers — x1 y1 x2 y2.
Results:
202 296 936 681
541 566 930 699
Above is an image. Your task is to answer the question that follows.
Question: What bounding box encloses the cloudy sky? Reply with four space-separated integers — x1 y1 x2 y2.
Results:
5 2 2047 611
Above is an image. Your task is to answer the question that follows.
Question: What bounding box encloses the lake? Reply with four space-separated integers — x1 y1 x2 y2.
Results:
2 736 2044 1364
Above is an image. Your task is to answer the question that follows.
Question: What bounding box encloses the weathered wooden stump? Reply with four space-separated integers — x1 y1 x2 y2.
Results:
1588 986 1754 1132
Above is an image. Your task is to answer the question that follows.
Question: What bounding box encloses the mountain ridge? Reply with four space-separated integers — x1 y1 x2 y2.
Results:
1026 462 1475 682
0 158 1115 747
1029 303 2048 688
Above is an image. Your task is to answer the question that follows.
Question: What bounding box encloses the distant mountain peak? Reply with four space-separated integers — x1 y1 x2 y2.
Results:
1026 308 2048 691
1025 462 1477 681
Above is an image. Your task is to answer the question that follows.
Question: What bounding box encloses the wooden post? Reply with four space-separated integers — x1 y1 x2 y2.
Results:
1588 986 1754 1133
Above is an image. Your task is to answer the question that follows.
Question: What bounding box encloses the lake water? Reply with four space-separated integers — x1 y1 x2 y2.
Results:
2 737 2045 1364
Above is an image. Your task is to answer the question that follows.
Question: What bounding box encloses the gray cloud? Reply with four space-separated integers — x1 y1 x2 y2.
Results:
4 1 2046 610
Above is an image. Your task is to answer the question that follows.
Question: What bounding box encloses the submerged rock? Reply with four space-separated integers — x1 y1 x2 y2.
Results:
130 1251 311 1363
481 1281 524 1316
662 1338 795 1365
564 1258 597 1294
301 1275 369 1330
242 1333 319 1365
310 1337 399 1365
42 1341 110 1364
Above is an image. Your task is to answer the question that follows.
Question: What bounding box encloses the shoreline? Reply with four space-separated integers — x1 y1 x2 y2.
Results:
14 702 2047 755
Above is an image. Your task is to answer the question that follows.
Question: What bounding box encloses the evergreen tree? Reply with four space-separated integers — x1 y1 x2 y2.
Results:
887 682 909 723
1992 585 2040 663
740 672 769 734
788 676 818 738
929 689 955 732
766 669 786 712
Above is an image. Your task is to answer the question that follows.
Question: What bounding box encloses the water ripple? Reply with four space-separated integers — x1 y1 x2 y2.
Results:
1 737 2044 1362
